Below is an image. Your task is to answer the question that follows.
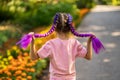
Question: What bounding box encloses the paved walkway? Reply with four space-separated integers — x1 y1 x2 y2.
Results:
76 5 120 80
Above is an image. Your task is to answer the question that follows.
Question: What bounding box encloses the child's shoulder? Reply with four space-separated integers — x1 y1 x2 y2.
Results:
45 38 58 43
51 38 78 41
46 38 79 43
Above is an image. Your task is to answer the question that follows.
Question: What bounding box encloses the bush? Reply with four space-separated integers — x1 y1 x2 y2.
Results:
15 1 79 31
98 0 120 5
0 0 15 22
0 0 79 31
0 28 21 48
0 8 14 22
0 49 47 79
76 0 96 9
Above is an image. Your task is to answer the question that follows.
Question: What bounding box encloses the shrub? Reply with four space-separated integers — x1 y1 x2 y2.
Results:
14 1 79 31
76 0 96 9
0 1 14 22
0 0 79 31
98 0 120 5
0 49 47 79
0 27 21 49
0 8 14 22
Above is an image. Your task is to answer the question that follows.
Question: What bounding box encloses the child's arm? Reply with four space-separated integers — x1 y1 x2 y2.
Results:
84 37 93 60
29 33 39 60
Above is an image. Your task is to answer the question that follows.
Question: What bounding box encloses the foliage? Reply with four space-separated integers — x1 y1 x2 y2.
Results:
0 0 14 22
76 0 96 9
0 0 79 31
0 8 14 22
0 48 47 79
0 28 21 48
0 27 56 79
0 45 47 80
98 0 120 5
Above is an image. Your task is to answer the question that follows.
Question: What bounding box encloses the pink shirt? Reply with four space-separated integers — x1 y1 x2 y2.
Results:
37 38 87 77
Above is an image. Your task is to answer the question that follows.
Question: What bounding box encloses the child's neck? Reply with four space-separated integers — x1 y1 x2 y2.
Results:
57 32 70 40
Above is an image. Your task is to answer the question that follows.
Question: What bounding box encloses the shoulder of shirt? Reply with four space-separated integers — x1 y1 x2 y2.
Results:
69 38 79 42
45 38 80 43
45 38 57 44
71 38 81 45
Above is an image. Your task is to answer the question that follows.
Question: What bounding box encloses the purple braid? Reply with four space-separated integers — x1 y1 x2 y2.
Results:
67 14 105 54
16 13 59 48
67 14 92 37
34 13 59 38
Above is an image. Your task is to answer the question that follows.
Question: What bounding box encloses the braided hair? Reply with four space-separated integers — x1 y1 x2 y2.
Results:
55 13 70 33
17 12 105 54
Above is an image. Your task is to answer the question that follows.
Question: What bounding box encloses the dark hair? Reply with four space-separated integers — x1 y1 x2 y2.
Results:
54 13 70 33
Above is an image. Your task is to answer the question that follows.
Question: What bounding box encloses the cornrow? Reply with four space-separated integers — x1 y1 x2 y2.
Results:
55 13 70 33
17 13 105 54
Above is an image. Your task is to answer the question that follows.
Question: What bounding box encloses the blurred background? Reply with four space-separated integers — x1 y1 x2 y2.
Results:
0 0 120 80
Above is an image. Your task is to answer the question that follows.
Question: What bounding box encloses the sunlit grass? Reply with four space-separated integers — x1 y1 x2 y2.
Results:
105 43 116 48
0 25 21 32
103 58 111 62
91 25 106 31
92 5 120 12
111 31 120 36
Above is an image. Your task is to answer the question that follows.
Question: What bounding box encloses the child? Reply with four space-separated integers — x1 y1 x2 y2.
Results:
17 12 104 80
29 13 94 80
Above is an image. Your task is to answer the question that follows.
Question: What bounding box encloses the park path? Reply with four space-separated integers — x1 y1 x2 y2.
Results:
76 5 120 80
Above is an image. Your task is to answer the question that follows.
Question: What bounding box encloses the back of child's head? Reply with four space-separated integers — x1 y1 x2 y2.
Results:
54 13 70 33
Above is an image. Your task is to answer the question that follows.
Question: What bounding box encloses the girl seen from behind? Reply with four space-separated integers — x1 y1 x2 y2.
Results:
17 12 105 80
30 13 94 80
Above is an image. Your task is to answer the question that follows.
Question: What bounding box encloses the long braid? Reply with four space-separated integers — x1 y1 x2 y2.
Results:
34 13 59 38
67 14 92 37
67 14 105 54
16 13 59 48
